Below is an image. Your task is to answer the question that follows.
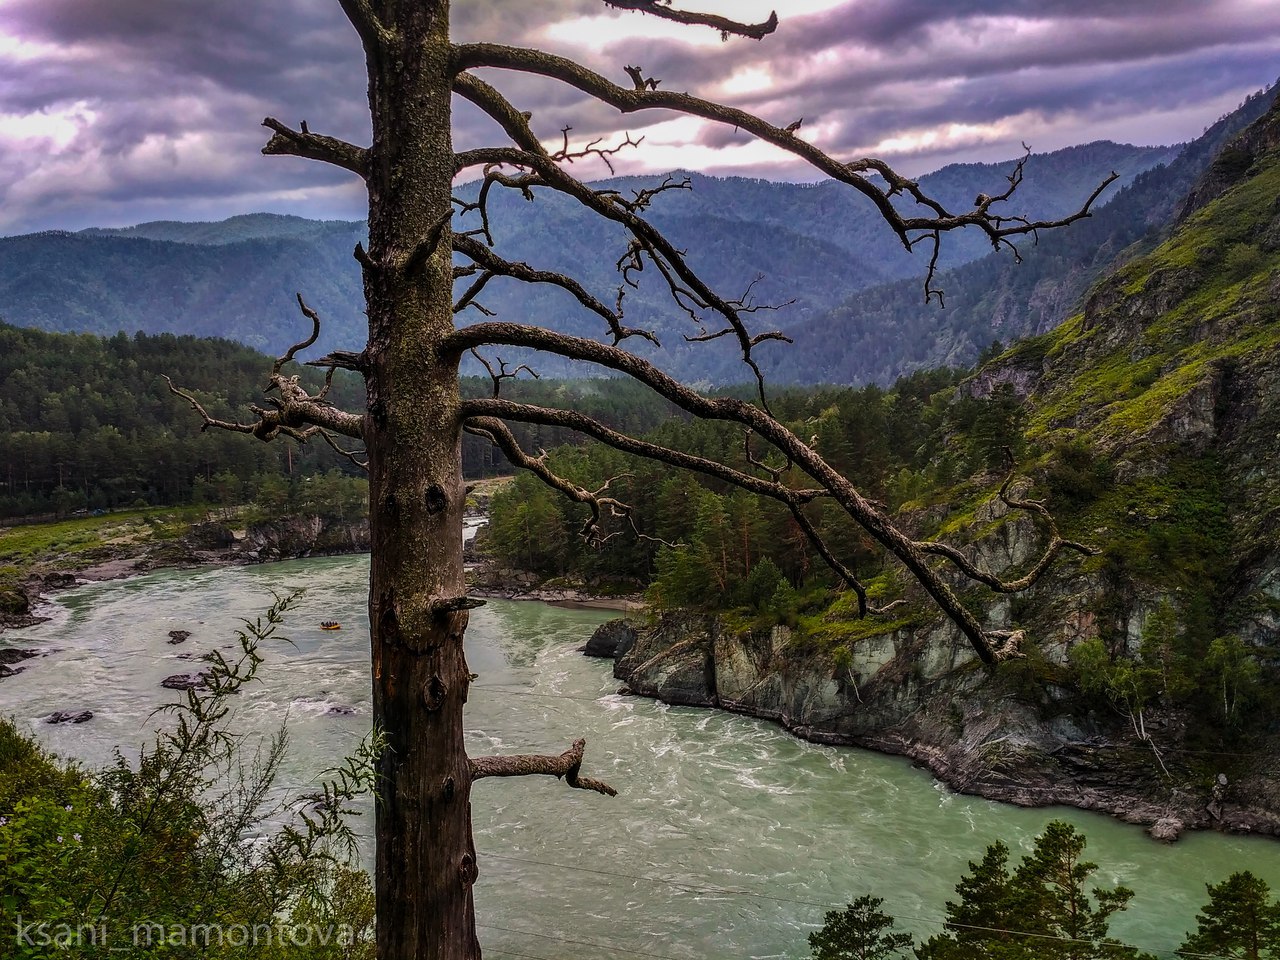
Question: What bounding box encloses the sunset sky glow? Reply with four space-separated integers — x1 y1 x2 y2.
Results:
1 0 1278 233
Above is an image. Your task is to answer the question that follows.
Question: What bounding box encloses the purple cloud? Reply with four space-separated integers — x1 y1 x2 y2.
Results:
0 0 1277 233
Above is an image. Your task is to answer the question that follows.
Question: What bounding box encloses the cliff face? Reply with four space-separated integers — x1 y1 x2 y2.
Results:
609 600 1279 838
604 101 1280 840
240 515 370 561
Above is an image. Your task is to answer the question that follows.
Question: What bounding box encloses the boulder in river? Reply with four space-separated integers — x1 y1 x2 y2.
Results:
45 710 94 724
162 671 211 691
0 663 24 680
326 704 357 716
1149 818 1184 842
0 647 40 666
167 630 192 645
582 619 639 659
40 572 78 591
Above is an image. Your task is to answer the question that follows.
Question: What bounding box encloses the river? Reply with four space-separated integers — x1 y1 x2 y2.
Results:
1 555 1277 959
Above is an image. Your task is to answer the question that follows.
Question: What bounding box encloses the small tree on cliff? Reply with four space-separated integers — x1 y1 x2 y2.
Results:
165 3 1113 957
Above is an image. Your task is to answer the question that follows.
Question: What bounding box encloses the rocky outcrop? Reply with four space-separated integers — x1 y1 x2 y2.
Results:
468 564 643 609
161 671 211 691
582 619 638 659
1179 95 1280 220
602 612 1280 840
0 646 39 679
240 516 370 562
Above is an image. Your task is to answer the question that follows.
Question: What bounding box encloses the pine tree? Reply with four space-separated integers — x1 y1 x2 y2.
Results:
1006 821 1141 960
1179 872 1280 960
917 823 1146 960
917 841 1022 960
808 895 913 960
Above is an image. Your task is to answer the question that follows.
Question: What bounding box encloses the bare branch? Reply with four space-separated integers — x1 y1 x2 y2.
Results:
451 46 1119 252
261 118 369 179
167 303 365 444
450 325 1083 665
470 738 617 797
335 0 396 49
162 376 261 437
601 1 778 40
785 503 869 612
463 401 827 506
273 294 323 380
453 232 658 345
454 146 536 175
915 451 1097 593
465 417 653 546
306 350 368 373
452 73 782 403
404 210 455 279
469 350 540 397
319 429 369 472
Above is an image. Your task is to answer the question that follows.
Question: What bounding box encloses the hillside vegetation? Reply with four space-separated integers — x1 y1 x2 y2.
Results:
0 323 676 519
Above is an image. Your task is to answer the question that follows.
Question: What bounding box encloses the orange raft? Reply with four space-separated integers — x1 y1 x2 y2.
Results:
320 620 342 631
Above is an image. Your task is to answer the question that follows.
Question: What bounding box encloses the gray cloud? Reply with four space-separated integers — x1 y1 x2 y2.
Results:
0 1 1278 232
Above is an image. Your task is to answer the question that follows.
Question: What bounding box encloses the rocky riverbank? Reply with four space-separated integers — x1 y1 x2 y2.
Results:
1 513 373 634
467 567 644 612
585 614 1280 843
461 516 644 612
1 509 640 638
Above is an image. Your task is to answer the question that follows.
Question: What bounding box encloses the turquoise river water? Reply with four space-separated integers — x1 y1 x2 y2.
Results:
1 555 1277 959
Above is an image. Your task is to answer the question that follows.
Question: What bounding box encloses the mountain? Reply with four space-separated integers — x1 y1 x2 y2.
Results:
766 84 1278 386
0 141 1167 374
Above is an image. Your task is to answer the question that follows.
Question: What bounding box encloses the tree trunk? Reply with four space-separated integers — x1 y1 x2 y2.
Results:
362 4 476 958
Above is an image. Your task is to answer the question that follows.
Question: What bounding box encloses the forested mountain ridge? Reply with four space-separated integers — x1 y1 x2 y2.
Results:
484 95 1280 836
0 322 677 518
0 141 1166 379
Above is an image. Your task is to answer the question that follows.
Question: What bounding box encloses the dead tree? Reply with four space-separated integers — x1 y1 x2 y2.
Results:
166 3 1110 958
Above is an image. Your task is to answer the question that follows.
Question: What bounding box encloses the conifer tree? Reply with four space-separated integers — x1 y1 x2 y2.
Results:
808 895 913 960
1179 872 1280 960
917 823 1145 960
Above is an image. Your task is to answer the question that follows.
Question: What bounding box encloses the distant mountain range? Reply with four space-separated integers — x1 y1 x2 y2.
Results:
761 85 1278 386
0 115 1259 385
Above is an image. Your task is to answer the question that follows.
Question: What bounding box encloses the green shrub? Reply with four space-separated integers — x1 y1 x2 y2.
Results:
0 595 377 959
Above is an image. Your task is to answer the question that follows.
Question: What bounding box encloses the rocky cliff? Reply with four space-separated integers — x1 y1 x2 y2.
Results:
594 98 1280 841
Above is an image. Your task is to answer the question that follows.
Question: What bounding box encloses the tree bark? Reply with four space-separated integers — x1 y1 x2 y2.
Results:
361 4 476 958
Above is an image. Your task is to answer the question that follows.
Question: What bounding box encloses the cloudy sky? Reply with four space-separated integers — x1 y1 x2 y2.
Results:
1 0 1279 234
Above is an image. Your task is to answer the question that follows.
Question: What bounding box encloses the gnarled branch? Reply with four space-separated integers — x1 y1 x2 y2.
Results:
465 416 660 546
453 232 657 345
261 118 370 179
451 324 1086 665
451 45 1118 253
915 451 1097 592
166 298 365 444
601 1 777 41
452 73 780 402
335 0 395 49
470 738 617 797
